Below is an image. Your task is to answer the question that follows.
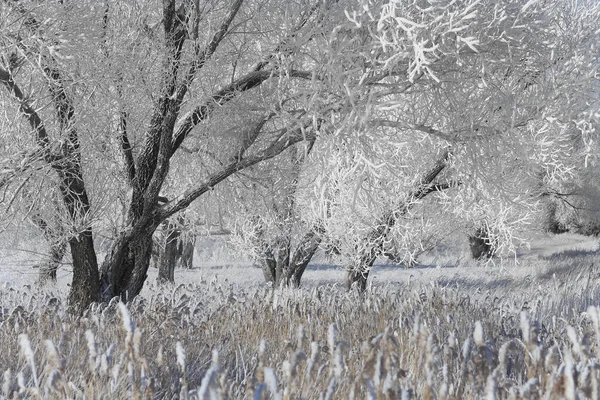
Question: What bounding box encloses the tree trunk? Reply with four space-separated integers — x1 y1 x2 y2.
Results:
260 229 322 288
469 228 495 259
158 222 182 283
68 230 100 311
287 229 322 287
38 240 67 284
31 213 67 284
99 225 157 303
345 247 378 291
345 268 368 291
123 233 155 299
541 199 565 234
177 236 195 269
261 249 278 283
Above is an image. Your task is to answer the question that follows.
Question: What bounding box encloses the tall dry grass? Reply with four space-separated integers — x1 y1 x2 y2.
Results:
0 263 599 399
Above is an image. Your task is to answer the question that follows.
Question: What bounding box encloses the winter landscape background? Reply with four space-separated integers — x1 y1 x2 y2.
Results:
1 0 600 398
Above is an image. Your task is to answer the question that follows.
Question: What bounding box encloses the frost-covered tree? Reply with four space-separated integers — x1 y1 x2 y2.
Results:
295 0 600 288
229 140 324 287
0 0 341 310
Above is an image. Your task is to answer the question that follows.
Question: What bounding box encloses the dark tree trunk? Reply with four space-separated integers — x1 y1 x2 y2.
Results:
68 230 100 310
177 236 195 269
38 240 67 284
541 199 565 234
99 226 156 303
59 171 102 310
287 228 322 287
123 234 155 299
345 246 378 290
158 223 182 283
31 213 67 284
346 268 368 291
260 228 322 288
469 228 495 259
261 249 278 283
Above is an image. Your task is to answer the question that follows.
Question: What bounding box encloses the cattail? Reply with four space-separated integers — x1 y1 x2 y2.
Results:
520 311 530 346
3 369 11 398
211 349 219 367
328 324 337 353
333 342 348 379
17 371 25 392
587 305 600 348
310 341 320 363
401 388 412 400
18 334 38 388
44 340 61 371
133 328 142 360
100 344 115 376
544 345 559 371
198 352 220 400
156 345 164 367
473 321 484 347
118 302 134 344
455 338 472 400
85 330 98 372
519 378 539 397
176 341 186 373
324 376 337 400
263 367 281 400
44 369 61 394
566 326 581 357
291 351 306 378
297 324 306 350
563 349 576 400
112 353 126 383
485 373 497 400
365 378 376 400
253 383 266 399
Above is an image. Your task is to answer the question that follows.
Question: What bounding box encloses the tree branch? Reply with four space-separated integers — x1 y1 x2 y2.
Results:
160 122 315 220
353 148 452 271
0 67 59 163
175 0 244 105
171 69 311 154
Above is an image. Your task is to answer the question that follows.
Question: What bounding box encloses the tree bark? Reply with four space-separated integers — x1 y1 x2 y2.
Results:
68 230 100 310
287 228 323 287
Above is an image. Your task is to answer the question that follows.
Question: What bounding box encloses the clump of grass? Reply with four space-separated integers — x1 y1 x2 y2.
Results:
0 275 599 398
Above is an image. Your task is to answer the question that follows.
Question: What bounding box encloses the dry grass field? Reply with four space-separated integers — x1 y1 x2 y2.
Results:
0 234 599 399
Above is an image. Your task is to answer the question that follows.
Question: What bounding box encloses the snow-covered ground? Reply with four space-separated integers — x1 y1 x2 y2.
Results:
0 232 598 303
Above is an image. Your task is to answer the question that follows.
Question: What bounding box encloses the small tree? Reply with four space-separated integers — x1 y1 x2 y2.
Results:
231 140 323 287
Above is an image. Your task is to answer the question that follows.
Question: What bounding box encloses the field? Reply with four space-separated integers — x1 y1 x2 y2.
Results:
0 233 599 399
